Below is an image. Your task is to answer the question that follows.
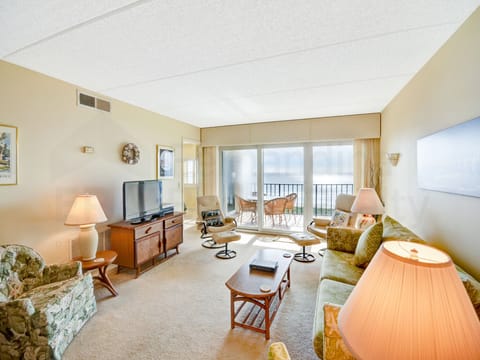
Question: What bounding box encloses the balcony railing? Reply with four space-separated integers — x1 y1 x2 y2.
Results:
241 183 354 216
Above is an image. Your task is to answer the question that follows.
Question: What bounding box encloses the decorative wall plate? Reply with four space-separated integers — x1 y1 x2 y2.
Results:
122 143 140 164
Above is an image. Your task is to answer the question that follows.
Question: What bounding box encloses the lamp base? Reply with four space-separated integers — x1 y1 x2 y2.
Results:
78 224 99 261
355 214 376 230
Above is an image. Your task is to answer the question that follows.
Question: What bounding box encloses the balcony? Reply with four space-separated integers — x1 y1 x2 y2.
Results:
228 183 354 231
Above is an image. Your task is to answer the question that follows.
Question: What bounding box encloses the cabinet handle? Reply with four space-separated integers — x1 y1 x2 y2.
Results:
145 226 152 234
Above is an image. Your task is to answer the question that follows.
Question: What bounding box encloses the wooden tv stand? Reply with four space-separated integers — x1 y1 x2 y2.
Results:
109 212 183 277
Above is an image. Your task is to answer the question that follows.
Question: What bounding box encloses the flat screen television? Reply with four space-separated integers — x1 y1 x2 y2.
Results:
123 180 163 224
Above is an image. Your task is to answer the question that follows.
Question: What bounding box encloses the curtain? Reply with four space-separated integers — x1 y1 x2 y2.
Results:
202 146 217 196
353 138 381 197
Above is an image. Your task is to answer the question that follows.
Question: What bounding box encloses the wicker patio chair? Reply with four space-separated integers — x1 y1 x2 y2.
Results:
236 195 257 223
285 193 298 224
264 197 287 226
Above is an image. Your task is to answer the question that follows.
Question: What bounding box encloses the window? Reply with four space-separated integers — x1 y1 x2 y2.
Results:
183 159 197 185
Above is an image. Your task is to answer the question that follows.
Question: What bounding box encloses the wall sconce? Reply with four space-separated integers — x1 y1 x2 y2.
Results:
386 153 400 166
81 146 94 153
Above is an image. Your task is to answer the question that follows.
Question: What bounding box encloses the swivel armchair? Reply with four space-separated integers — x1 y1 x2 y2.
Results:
307 194 357 240
196 195 237 248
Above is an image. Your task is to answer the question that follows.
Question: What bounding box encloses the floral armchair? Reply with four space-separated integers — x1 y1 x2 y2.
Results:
0 244 96 359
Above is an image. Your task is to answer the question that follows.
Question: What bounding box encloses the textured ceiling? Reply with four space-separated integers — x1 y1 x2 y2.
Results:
1 1 479 128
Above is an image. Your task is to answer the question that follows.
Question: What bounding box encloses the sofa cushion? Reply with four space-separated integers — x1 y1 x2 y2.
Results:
313 279 354 359
382 215 424 243
456 265 480 320
321 250 364 286
353 222 383 268
329 210 350 227
326 227 363 254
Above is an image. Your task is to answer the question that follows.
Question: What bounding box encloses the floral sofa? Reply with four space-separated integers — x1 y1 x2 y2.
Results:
313 216 480 359
0 245 97 359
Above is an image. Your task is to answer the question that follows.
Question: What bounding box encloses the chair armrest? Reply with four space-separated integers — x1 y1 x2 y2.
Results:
312 216 331 227
326 227 363 253
323 303 355 360
0 298 35 337
224 217 237 226
42 261 82 284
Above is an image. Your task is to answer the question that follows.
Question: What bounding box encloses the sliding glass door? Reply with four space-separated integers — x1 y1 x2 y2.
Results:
263 146 304 232
221 148 258 228
220 142 353 234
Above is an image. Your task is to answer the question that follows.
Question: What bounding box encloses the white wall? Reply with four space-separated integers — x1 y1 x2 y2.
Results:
0 61 199 264
381 8 480 279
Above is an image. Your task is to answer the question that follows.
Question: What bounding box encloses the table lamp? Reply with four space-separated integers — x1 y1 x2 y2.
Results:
65 194 107 261
350 188 384 229
338 241 480 359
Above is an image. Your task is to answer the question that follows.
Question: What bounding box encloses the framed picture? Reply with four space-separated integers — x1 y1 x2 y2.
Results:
0 124 18 185
156 145 174 179
417 116 480 198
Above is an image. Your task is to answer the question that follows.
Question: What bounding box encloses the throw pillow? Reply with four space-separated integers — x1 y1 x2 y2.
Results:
382 215 424 243
323 303 355 360
329 210 350 227
353 221 383 268
201 209 224 227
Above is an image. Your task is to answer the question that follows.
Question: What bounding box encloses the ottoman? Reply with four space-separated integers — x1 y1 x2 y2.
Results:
289 232 321 262
211 231 241 259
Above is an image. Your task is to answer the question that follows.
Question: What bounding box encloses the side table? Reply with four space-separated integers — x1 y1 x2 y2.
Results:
76 250 119 296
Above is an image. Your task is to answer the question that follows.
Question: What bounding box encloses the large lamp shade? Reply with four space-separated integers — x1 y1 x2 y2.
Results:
338 241 480 359
65 194 107 261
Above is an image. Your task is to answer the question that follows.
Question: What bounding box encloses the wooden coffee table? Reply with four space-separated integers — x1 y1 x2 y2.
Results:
75 250 119 296
225 248 293 339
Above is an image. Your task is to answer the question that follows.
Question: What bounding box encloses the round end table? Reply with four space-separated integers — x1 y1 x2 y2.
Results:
75 250 119 296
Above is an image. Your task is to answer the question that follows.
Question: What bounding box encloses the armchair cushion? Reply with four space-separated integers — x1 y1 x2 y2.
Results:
353 222 383 268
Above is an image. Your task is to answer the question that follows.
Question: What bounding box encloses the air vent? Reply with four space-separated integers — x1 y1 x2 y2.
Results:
78 91 111 112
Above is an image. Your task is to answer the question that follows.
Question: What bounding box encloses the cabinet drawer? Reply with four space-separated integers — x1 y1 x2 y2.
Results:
165 215 183 228
134 222 163 238
136 233 161 265
165 224 183 251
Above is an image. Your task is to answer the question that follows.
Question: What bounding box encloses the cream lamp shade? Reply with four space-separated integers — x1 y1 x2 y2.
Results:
65 194 107 261
350 188 384 229
338 241 480 360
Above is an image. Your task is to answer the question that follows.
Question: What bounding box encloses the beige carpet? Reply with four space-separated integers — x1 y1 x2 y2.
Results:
64 223 321 360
